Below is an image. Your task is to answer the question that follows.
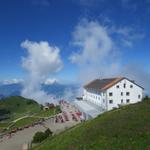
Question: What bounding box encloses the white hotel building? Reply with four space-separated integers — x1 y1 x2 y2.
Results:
74 77 144 120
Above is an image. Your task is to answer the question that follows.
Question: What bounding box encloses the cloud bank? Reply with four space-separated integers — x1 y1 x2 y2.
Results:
70 19 120 84
1 79 24 85
44 78 59 85
21 40 63 103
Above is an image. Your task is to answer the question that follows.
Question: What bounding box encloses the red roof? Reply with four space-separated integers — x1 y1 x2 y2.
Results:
84 77 144 91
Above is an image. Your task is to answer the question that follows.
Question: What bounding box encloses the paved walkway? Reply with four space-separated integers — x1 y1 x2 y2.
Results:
73 100 104 119
0 102 81 150
13 115 29 123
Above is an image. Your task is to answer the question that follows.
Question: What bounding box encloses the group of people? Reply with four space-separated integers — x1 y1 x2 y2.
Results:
55 115 65 123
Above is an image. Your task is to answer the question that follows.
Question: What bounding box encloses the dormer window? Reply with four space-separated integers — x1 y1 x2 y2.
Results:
130 85 133 88
116 85 119 88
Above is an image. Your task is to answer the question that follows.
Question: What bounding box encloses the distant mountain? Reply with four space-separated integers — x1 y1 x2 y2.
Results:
0 83 22 98
0 83 80 100
0 94 5 99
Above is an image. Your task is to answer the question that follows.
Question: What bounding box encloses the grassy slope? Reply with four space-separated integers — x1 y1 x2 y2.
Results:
11 117 40 129
32 99 150 150
0 96 41 130
0 96 41 120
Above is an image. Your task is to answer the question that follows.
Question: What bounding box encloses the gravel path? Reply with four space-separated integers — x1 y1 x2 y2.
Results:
0 125 46 150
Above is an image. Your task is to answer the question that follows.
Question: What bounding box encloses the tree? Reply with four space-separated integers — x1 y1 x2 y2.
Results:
32 132 47 143
32 129 53 143
45 128 53 137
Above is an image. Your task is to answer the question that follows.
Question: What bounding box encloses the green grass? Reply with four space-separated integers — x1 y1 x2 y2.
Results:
10 117 40 129
0 122 12 132
0 122 12 128
35 109 55 118
32 99 150 150
35 106 61 118
0 96 41 121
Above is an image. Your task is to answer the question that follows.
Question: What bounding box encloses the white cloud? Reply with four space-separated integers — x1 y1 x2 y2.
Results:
2 79 24 85
44 78 59 85
21 40 63 103
70 19 120 84
70 19 113 64
108 26 145 48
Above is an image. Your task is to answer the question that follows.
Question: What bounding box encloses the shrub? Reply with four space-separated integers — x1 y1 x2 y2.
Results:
0 108 10 115
32 129 53 143
32 132 47 143
40 104 43 110
45 128 53 137
144 95 149 99
26 100 36 105
55 106 61 113
16 103 20 107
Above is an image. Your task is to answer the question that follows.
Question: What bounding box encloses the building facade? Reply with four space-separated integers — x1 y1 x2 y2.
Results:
83 77 144 111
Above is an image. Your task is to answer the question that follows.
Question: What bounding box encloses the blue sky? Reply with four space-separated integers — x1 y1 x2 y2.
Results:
0 0 150 87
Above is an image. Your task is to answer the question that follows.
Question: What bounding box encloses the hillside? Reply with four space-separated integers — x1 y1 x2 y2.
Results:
32 99 150 150
0 96 62 133
0 96 40 121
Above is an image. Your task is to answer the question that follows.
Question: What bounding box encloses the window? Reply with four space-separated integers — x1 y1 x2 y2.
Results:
109 100 113 104
121 99 123 103
109 92 113 96
130 85 133 88
121 92 123 96
116 85 119 88
126 92 130 96
124 83 126 88
103 99 105 103
138 95 141 99
126 99 130 103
